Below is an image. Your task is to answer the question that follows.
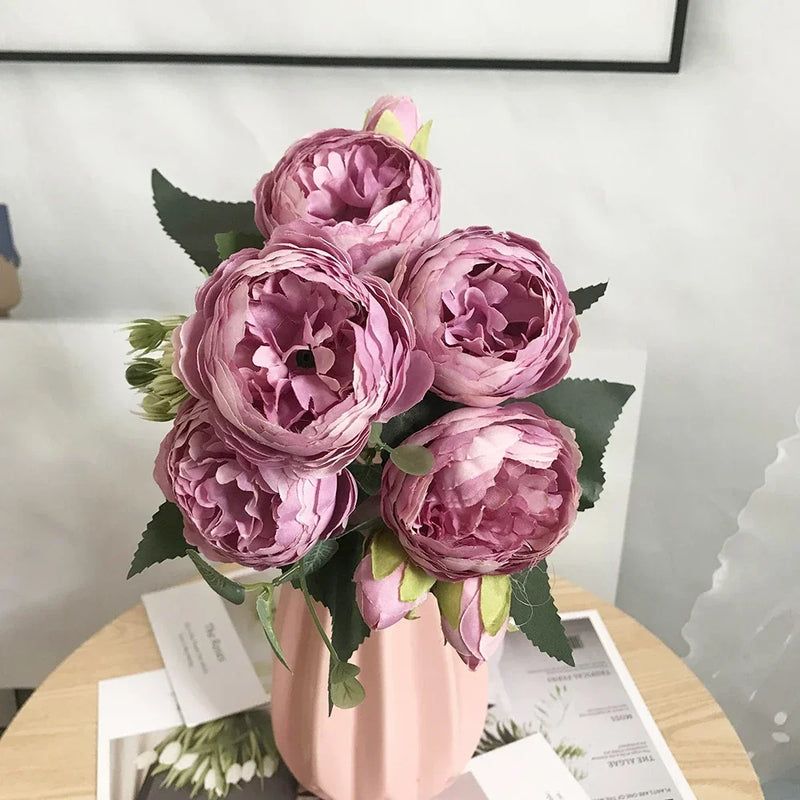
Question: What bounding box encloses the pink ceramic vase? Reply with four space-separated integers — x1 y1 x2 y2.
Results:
271 588 489 800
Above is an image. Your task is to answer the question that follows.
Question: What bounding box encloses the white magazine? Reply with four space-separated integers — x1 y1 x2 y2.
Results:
487 611 697 800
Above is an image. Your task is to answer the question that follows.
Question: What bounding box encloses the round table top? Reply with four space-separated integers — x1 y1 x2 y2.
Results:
0 578 762 800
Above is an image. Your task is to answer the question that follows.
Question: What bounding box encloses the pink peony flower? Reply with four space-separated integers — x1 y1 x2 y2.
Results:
380 404 582 581
354 529 434 630
434 577 510 670
154 398 356 568
363 96 423 145
173 223 433 480
392 227 579 406
253 128 441 279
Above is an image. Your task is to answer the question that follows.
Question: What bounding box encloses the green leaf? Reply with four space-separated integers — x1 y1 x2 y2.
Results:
346 459 383 496
569 282 607 315
329 661 366 710
368 422 384 447
381 392 461 448
151 169 261 273
187 550 246 605
128 501 190 578
256 589 291 671
389 445 435 476
409 120 433 158
525 378 634 511
275 540 339 587
398 561 435 603
432 581 463 630
510 560 574 666
479 575 512 637
372 110 406 141
214 231 265 261
305 533 370 664
370 527 406 580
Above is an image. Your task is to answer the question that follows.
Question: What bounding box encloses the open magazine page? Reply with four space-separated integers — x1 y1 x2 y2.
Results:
486 612 696 800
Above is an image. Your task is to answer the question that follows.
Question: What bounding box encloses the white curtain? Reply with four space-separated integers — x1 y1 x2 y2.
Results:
683 409 800 796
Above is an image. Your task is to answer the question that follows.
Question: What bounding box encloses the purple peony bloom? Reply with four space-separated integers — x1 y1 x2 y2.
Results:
392 227 579 406
154 398 356 568
363 95 423 145
380 404 582 581
253 128 441 280
173 223 433 480
435 577 509 670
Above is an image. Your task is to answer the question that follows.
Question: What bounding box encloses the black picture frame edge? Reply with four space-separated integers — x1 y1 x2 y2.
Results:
0 0 689 74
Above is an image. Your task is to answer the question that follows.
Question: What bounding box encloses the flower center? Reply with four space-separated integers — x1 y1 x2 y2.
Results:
441 262 547 361
295 141 411 225
233 272 361 431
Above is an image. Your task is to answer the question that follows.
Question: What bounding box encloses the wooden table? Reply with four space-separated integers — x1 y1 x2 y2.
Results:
0 579 763 800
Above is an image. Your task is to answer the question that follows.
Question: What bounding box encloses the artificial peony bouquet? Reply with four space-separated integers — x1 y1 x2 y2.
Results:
127 96 633 709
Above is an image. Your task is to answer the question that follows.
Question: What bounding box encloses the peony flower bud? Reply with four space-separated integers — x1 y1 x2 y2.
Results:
127 316 186 354
433 575 511 670
125 358 160 388
140 393 174 422
363 96 423 146
354 528 435 630
128 318 167 353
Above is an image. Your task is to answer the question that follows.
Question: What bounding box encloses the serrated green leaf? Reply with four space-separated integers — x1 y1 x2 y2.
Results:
523 378 634 511
569 282 608 315
305 533 369 664
509 560 574 666
256 589 291 671
128 501 190 578
381 392 462 448
329 661 365 709
151 169 260 273
275 540 339 587
346 460 383 496
214 231 265 261
390 445 435 476
187 550 246 605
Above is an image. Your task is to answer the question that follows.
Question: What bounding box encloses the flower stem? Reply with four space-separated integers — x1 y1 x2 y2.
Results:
298 566 339 663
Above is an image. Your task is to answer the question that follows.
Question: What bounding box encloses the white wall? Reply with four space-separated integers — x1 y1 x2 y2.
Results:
2 0 799 661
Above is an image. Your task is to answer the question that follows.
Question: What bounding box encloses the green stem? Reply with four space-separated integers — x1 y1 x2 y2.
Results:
298 566 339 663
243 581 271 593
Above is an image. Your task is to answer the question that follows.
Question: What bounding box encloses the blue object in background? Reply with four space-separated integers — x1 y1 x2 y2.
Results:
0 205 20 267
